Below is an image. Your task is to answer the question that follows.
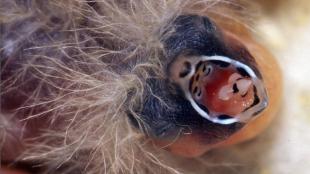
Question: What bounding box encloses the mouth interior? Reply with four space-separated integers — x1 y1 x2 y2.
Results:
190 61 258 120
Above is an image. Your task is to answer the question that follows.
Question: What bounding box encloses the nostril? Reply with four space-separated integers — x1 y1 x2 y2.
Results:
179 61 191 78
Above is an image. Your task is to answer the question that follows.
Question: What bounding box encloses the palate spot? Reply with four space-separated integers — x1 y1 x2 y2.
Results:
193 86 198 94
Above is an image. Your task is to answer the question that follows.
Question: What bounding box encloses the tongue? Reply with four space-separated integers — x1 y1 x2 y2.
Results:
201 67 255 117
